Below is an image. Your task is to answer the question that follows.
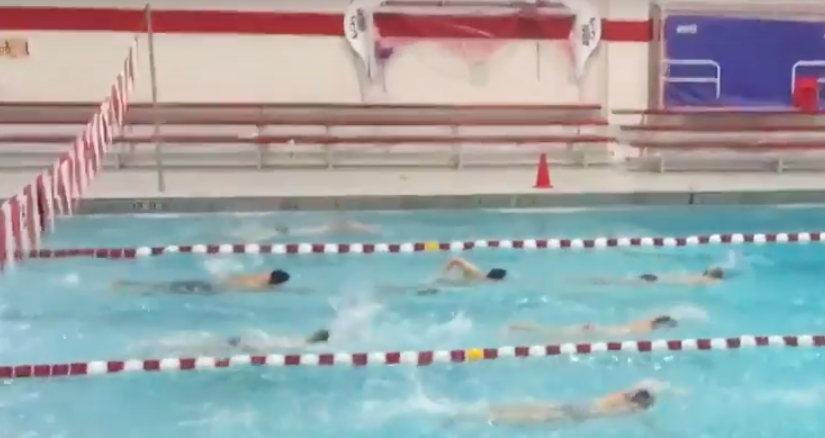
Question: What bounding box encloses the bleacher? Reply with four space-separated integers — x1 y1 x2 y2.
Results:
617 109 825 173
0 102 614 170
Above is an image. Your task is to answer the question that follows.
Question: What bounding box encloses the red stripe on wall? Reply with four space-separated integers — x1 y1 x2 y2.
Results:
0 7 651 41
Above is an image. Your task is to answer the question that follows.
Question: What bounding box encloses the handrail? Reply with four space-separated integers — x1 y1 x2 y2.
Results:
145 5 165 192
664 59 722 99
0 118 609 126
0 102 604 110
791 60 825 96
0 134 614 145
620 124 825 132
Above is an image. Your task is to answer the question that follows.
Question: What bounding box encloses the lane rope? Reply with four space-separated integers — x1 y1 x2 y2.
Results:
21 231 825 259
3 334 822 380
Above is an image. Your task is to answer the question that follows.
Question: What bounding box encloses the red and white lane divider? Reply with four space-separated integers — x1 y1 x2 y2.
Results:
3 334 822 380
21 231 825 260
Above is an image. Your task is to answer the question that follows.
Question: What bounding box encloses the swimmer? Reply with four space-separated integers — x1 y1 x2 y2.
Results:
455 380 679 425
381 257 507 295
139 329 330 356
227 328 331 353
112 269 291 294
269 221 378 238
507 315 679 338
436 257 507 285
589 267 725 287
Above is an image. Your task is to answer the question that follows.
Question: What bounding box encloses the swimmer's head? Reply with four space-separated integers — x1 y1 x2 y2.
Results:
306 329 330 344
651 315 678 330
638 273 658 282
486 268 507 281
269 269 291 285
275 226 290 235
627 389 656 410
703 267 724 279
227 336 242 347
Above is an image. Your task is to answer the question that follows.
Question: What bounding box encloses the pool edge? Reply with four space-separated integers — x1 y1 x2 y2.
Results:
77 190 825 214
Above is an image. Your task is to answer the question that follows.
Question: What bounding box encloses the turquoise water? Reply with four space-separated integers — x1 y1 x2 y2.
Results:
3 205 825 438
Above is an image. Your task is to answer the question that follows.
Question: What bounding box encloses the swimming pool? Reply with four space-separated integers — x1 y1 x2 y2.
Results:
3 205 825 438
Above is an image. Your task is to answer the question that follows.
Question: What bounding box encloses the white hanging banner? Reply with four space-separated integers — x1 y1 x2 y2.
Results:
559 0 602 81
344 0 376 80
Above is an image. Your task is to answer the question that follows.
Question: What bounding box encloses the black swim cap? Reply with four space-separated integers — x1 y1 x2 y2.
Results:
269 269 291 285
629 389 656 409
486 268 507 280
703 267 724 279
227 336 242 347
639 273 658 282
651 315 678 329
307 329 330 344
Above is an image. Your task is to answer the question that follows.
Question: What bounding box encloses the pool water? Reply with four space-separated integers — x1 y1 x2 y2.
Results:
3 205 825 438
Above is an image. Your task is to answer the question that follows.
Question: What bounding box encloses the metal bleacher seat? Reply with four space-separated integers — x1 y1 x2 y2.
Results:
617 110 825 172
0 102 616 170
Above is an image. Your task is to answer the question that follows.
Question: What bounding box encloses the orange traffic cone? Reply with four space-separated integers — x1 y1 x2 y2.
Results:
533 153 552 189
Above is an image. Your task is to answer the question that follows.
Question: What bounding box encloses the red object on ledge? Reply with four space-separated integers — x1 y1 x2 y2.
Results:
793 76 820 113
533 153 552 189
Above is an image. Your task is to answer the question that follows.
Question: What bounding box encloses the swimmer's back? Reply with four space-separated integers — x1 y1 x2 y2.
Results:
222 270 291 292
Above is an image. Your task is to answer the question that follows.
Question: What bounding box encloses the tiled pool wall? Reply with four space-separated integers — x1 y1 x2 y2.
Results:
77 190 825 214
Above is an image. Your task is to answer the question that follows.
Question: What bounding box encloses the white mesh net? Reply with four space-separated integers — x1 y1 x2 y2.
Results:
384 2 570 80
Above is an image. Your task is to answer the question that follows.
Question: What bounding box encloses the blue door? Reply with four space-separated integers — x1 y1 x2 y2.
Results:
664 16 825 108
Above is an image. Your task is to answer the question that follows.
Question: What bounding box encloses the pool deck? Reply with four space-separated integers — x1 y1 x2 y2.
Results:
3 168 825 213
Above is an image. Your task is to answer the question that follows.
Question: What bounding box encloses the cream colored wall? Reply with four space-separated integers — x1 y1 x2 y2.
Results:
0 0 658 112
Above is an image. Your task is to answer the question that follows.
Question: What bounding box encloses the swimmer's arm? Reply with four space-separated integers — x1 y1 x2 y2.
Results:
440 257 484 280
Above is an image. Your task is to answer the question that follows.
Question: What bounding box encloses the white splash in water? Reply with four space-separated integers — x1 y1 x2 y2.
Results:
226 222 278 242
634 378 685 395
325 292 474 350
202 257 247 279
423 312 473 341
327 296 385 344
663 304 709 321
177 405 260 433
755 386 825 407
360 371 485 426
62 273 80 285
